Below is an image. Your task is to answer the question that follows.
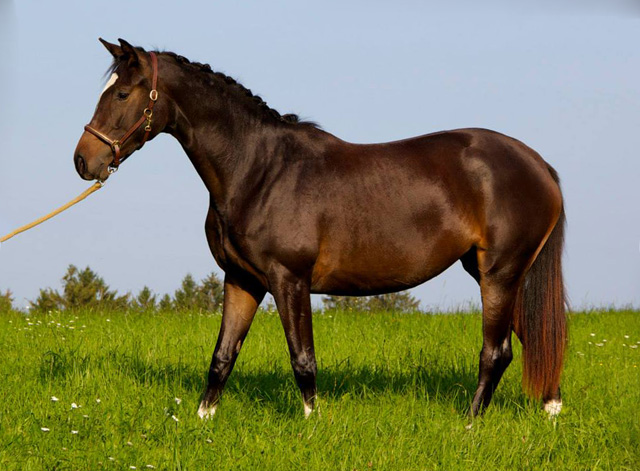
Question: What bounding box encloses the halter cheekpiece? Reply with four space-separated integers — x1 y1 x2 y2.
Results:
84 51 159 174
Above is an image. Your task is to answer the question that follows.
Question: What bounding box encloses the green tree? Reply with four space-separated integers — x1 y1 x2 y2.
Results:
132 286 157 312
171 272 224 312
0 290 14 314
158 294 173 312
31 288 64 312
30 265 128 312
366 292 421 313
323 291 420 313
321 295 369 312
173 274 199 311
196 272 224 311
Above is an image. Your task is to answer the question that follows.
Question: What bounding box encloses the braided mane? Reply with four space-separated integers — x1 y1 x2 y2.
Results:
106 47 318 127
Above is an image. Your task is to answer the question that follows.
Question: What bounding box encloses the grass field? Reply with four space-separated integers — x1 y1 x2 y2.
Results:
0 308 638 470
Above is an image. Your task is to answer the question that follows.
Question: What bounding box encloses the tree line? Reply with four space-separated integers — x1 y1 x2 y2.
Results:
0 265 420 314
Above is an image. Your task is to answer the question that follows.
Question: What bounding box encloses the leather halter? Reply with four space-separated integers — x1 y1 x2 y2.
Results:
84 51 159 174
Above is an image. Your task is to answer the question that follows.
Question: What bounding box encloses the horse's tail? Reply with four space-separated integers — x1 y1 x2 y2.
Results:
515 164 567 400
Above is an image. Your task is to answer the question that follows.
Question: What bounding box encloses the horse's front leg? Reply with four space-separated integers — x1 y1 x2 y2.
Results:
198 274 265 419
270 268 317 417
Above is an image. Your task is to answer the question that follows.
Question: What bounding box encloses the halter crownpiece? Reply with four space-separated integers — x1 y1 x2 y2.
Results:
84 51 159 174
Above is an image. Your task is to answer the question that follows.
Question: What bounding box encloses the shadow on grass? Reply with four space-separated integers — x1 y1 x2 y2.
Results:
115 354 485 417
40 349 526 417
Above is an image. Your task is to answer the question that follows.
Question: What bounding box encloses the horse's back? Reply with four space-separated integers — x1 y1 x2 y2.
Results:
307 128 562 294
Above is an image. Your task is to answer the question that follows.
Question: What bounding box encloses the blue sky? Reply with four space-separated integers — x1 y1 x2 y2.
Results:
0 1 638 310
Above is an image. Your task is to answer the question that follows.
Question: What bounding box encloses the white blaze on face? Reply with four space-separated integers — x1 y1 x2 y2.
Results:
100 73 119 99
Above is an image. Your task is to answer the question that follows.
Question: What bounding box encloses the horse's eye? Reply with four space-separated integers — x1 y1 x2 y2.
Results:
117 91 130 100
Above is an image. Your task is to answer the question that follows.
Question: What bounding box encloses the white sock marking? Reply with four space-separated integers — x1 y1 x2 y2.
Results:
304 402 313 418
197 402 217 420
100 73 118 99
544 399 562 417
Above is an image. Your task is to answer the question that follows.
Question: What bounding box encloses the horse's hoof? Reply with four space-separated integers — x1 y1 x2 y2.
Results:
304 402 314 418
198 402 217 420
543 399 562 417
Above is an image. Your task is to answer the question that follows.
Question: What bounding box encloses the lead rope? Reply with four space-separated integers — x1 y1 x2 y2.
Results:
0 181 104 245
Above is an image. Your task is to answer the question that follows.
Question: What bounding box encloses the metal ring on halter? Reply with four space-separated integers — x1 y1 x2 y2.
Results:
81 52 159 175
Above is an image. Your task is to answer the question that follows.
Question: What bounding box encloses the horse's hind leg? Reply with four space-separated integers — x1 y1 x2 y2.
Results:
470 253 523 416
198 274 265 419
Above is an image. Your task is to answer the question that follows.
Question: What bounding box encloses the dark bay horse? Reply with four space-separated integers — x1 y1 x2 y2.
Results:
74 39 567 419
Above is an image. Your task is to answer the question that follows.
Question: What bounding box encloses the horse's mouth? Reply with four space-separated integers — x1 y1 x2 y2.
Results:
75 161 111 182
95 164 112 182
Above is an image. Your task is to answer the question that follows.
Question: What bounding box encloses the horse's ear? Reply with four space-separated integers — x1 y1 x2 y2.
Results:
118 38 140 66
99 38 123 59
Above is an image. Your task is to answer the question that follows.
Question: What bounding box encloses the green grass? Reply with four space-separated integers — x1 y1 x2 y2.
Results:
0 308 638 470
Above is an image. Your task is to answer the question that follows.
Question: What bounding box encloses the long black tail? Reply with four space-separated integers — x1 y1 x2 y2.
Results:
515 165 567 400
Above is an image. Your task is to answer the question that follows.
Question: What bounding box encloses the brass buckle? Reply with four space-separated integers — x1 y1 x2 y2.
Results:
149 90 158 101
110 140 121 152
144 108 153 132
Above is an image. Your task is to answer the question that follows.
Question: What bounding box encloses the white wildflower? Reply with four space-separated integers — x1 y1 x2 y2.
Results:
146 465 156 469
171 415 179 422
71 403 79 409
174 397 182 405
590 333 595 337
41 427 50 432
624 335 630 339
71 430 78 434
595 343 604 347
96 399 101 404
51 396 59 402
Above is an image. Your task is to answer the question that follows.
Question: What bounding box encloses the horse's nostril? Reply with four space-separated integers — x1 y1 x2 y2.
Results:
75 154 86 174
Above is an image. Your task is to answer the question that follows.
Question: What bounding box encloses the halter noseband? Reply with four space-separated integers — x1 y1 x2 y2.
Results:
84 51 159 174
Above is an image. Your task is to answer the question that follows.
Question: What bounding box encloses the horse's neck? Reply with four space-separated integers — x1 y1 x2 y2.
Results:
165 85 301 214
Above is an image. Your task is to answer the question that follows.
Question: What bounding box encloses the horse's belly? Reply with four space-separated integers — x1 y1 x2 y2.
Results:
309 232 471 295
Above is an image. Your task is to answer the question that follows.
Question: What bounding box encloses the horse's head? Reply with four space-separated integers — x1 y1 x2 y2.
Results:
74 38 166 181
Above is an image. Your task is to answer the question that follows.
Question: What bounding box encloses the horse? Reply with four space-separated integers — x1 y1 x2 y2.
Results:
74 38 567 419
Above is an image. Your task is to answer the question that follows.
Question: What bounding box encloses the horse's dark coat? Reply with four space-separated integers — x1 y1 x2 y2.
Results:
74 39 567 417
